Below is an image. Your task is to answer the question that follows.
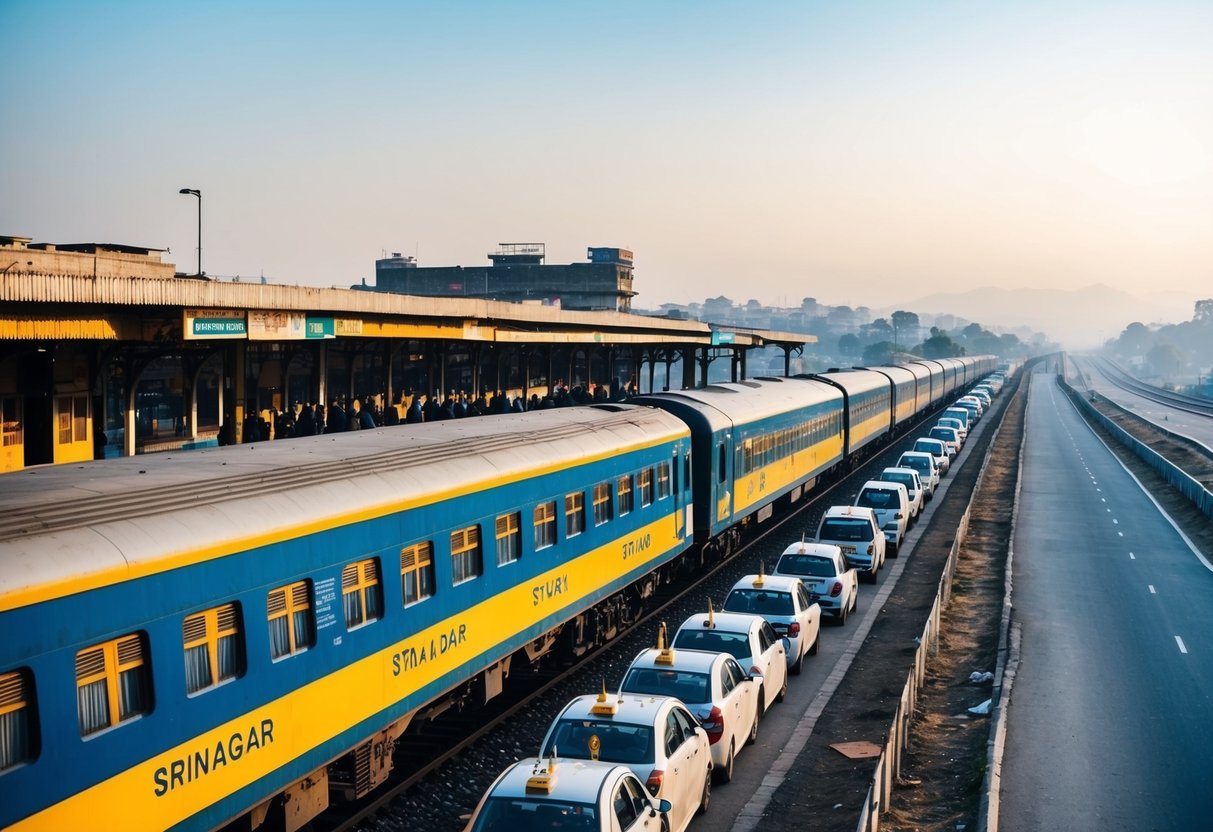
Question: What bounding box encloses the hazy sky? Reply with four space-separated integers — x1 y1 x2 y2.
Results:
2 0 1210 312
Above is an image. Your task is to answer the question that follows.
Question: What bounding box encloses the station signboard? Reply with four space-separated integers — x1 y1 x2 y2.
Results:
184 309 247 340
248 310 307 340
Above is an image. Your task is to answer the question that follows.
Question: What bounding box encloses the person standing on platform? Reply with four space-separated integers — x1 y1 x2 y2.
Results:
327 399 347 433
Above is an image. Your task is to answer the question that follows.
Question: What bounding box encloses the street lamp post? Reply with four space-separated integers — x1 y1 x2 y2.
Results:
178 188 201 277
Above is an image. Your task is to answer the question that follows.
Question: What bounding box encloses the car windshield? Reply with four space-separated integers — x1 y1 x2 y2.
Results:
541 719 655 765
472 797 598 831
672 628 753 661
819 518 873 541
776 554 837 577
856 489 895 509
622 667 711 705
724 588 794 616
929 429 952 441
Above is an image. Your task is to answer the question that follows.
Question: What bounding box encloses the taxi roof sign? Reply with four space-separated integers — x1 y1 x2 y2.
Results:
655 621 676 665
590 680 619 716
526 754 558 793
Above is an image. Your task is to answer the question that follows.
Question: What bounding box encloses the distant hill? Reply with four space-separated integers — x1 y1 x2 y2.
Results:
884 284 1194 349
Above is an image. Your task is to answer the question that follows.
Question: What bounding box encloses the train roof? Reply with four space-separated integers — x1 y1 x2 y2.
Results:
803 368 890 395
634 377 841 428
0 405 688 611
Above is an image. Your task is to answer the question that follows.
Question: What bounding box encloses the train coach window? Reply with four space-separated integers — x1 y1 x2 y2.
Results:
401 542 435 604
657 462 671 499
0 669 36 770
496 513 522 565
342 559 384 628
76 633 151 737
593 482 613 526
638 468 654 507
565 492 586 537
268 581 315 660
534 502 557 550
183 603 245 695
451 525 483 584
618 475 633 516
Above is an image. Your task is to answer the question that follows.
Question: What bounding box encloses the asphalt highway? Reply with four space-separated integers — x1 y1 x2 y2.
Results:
998 373 1213 830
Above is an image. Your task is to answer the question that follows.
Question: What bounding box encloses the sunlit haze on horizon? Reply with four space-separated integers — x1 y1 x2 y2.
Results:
1 0 1210 322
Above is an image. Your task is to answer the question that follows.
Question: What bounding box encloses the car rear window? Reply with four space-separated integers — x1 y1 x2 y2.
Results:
914 440 941 454
473 798 598 831
542 719 655 765
900 456 930 474
724 589 794 616
819 518 873 541
622 667 711 705
929 429 952 441
775 554 835 577
856 488 895 509
672 628 752 661
881 473 914 490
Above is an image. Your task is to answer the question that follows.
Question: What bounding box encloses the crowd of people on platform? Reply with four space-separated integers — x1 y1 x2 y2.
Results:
227 381 639 443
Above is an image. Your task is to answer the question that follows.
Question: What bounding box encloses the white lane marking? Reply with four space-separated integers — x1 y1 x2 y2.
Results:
1149 585 1156 594
1118 532 1124 537
1101 498 1106 503
1176 636 1188 654
1113 519 1119 525
1130 552 1136 559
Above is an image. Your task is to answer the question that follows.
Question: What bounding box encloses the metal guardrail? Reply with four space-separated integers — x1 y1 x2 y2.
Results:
1060 379 1213 520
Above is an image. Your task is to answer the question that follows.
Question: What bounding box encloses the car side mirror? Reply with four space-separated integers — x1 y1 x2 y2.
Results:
658 799 673 814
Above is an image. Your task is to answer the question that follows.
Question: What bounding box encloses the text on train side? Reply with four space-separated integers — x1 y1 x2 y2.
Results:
391 624 468 675
152 720 274 797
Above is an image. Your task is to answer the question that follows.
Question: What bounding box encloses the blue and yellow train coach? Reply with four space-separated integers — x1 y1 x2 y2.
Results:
636 377 846 551
0 405 693 831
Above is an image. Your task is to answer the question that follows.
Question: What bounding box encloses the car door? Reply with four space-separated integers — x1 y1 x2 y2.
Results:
662 709 691 830
796 582 818 644
758 621 786 703
615 774 660 831
672 705 708 815
718 659 745 753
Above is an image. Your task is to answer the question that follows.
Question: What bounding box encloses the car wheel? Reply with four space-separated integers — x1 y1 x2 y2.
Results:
791 645 804 675
861 568 877 585
714 741 735 784
660 814 671 832
888 541 899 558
836 603 848 627
809 630 820 655
697 766 712 815
776 670 788 703
747 705 760 744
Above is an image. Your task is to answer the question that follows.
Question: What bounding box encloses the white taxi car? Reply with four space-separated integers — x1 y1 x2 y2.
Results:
671 607 788 715
912 437 951 475
897 451 940 499
620 635 761 785
815 505 886 584
539 691 712 832
772 541 859 626
721 573 821 675
463 756 670 832
878 466 924 523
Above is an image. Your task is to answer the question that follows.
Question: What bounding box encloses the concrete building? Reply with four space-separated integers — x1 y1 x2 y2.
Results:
1 234 176 280
371 243 637 311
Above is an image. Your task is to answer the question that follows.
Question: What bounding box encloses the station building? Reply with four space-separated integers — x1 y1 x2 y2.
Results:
0 235 810 473
372 243 635 311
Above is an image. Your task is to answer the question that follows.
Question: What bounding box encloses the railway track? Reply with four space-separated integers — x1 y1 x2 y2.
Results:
1088 356 1213 418
319 401 982 832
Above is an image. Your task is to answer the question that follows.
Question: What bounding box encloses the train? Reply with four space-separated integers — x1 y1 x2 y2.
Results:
0 354 995 831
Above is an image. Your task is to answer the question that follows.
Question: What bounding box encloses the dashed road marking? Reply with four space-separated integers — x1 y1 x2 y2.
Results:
1129 552 1135 559
1149 585 1156 594
1176 636 1188 654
